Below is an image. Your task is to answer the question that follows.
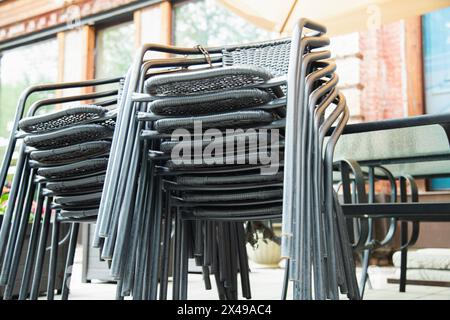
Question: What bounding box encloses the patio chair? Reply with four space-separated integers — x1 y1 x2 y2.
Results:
278 19 360 300
109 52 289 300
0 77 122 300
97 17 357 301
333 113 450 294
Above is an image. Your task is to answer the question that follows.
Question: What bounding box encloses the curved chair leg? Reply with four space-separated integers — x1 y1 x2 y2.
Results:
398 175 420 293
2 172 37 299
172 210 182 300
18 188 45 299
61 223 79 300
115 278 125 300
30 197 52 300
179 220 189 300
47 217 60 300
399 221 408 293
281 258 290 300
359 249 370 297
159 205 173 300
235 222 250 299
0 163 31 284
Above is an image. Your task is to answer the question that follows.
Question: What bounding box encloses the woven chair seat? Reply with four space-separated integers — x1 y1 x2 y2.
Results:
19 105 106 133
23 124 114 149
192 204 282 217
53 191 102 208
160 129 282 154
166 150 283 170
181 188 282 202
37 158 108 180
160 139 283 157
154 110 275 133
46 174 105 195
29 141 111 165
45 185 104 197
145 65 274 96
149 88 274 116
175 171 283 186
58 209 98 219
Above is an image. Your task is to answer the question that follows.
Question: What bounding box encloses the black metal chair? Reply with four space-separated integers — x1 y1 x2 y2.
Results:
0 77 122 300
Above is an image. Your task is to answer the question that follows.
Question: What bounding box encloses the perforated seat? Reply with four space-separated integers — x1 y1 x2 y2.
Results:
160 130 282 154
58 208 99 219
180 188 282 202
154 110 275 133
53 192 102 208
36 158 108 180
19 105 106 133
145 65 275 96
24 124 114 149
29 141 111 166
175 171 283 186
45 174 105 195
149 89 274 116
191 204 282 218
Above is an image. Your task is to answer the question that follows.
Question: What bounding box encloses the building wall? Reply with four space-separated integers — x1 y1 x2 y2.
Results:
360 21 407 121
0 0 139 42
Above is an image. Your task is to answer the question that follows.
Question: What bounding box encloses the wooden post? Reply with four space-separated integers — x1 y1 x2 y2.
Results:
81 25 95 94
404 16 425 116
56 31 65 101
134 9 142 49
160 0 172 46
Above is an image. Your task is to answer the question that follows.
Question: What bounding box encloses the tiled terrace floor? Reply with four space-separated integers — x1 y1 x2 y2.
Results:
57 246 450 300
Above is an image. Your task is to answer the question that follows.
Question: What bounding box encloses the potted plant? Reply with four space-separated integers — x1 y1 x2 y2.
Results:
246 221 282 268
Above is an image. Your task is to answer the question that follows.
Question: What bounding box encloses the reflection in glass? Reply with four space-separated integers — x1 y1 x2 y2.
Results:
0 38 58 163
173 0 277 47
95 21 135 78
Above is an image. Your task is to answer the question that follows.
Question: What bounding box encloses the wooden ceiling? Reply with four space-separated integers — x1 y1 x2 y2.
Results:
0 0 74 28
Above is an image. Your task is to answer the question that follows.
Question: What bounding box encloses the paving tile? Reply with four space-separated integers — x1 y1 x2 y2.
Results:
53 248 450 300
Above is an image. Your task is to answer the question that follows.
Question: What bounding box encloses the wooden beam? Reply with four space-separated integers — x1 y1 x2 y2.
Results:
81 25 95 94
160 0 172 45
404 16 425 116
56 31 65 100
0 0 64 28
134 9 142 49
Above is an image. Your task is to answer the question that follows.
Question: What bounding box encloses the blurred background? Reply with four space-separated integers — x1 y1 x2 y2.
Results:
0 0 450 258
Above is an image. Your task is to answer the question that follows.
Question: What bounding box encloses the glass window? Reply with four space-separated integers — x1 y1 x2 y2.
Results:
0 38 58 162
423 7 450 190
95 21 135 78
61 29 83 97
173 0 277 47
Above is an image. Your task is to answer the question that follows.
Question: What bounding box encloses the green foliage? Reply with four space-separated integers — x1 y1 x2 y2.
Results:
0 192 8 215
0 38 58 165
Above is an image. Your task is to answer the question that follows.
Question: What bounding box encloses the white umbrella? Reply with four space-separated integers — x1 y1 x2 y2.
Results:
217 0 450 35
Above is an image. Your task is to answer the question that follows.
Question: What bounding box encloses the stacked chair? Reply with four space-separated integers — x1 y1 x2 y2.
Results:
94 39 290 300
0 77 121 299
92 18 358 300
0 17 359 300
280 20 360 299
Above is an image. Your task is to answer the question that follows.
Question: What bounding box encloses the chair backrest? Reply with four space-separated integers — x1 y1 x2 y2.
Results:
222 38 291 79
